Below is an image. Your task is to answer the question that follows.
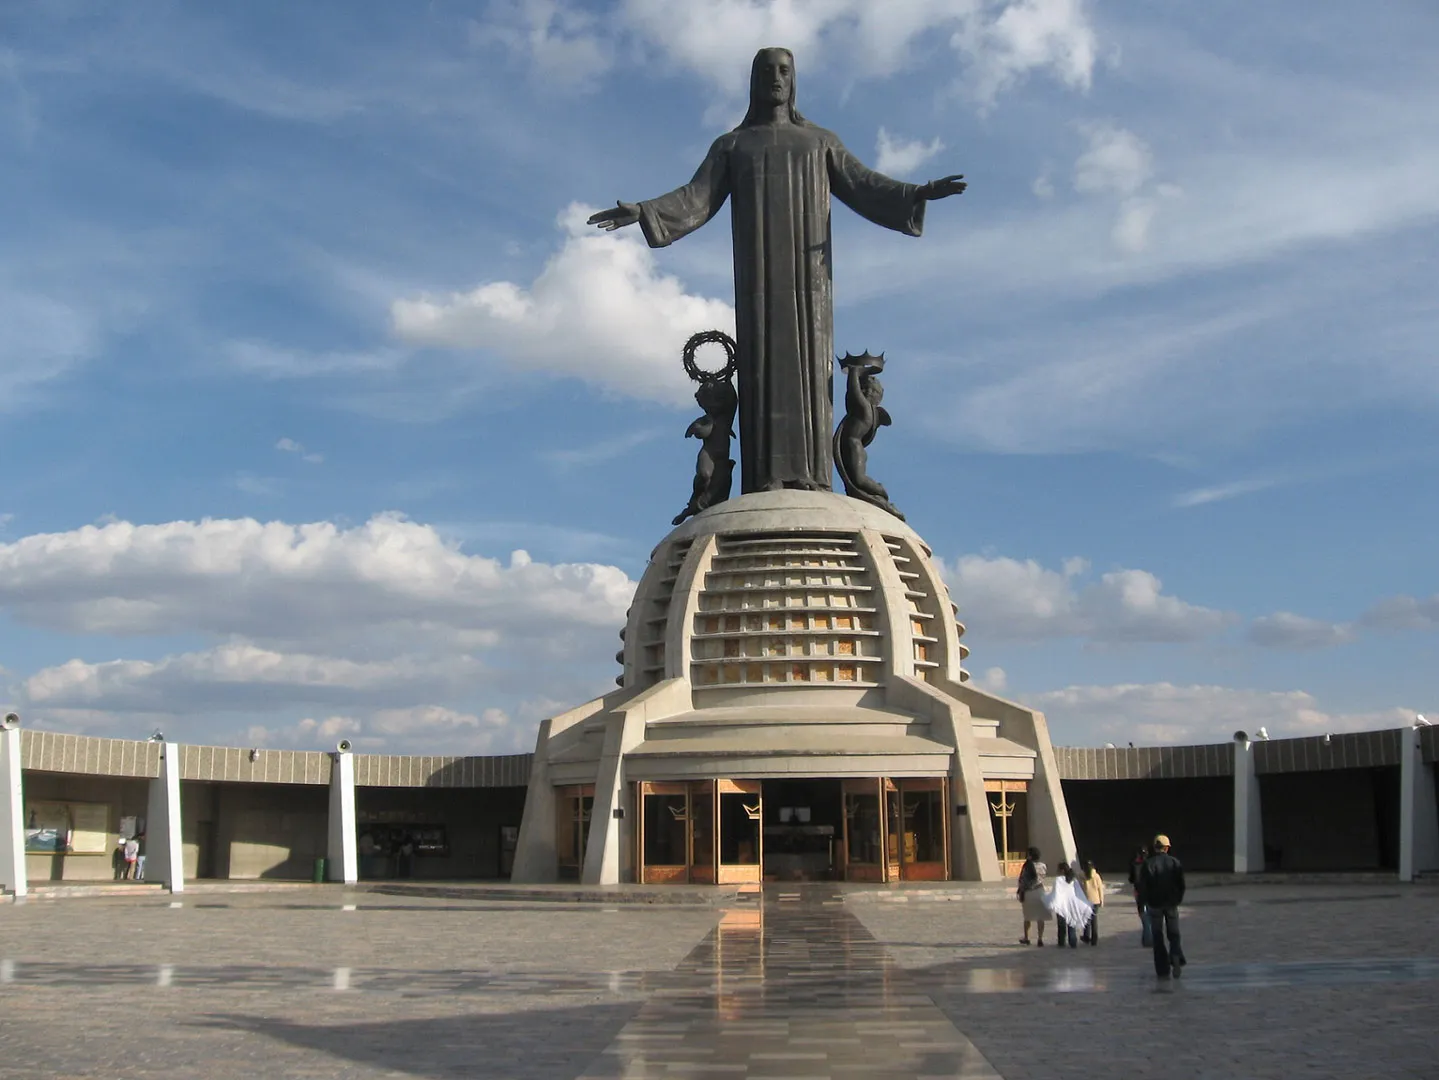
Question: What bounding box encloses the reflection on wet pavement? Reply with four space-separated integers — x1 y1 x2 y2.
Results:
579 887 1002 1079
926 956 1439 994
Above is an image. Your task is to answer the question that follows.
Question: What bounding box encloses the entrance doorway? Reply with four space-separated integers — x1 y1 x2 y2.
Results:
761 779 843 881
841 778 950 882
631 776 951 884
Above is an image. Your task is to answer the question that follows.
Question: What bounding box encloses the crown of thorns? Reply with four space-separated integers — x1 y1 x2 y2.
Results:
682 330 738 384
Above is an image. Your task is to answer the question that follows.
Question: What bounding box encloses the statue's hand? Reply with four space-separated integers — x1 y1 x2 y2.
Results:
587 201 641 231
918 174 966 201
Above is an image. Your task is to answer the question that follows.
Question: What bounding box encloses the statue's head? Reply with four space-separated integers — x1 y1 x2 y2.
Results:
696 378 738 415
738 47 806 127
862 373 884 404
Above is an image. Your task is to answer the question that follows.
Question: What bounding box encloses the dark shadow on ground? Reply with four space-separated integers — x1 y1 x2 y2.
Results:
198 1001 643 1079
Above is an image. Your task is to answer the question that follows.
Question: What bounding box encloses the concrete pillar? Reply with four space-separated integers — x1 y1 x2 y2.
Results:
327 746 357 885
1399 726 1439 882
1233 738 1264 873
0 716 26 899
144 741 185 893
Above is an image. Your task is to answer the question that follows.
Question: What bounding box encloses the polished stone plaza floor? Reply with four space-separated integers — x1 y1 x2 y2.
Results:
1 882 1436 1078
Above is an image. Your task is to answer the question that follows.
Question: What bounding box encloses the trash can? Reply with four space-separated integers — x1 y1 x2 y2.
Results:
313 857 327 883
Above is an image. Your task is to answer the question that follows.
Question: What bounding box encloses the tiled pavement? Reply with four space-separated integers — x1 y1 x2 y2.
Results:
0 883 1436 1078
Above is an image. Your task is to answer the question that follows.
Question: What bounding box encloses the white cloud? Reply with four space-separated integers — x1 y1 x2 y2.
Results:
1247 612 1357 650
1035 682 1425 746
275 437 324 464
952 0 1097 105
1361 593 1439 632
471 0 613 89
940 554 1233 643
875 128 945 178
978 665 1008 692
491 1 1100 108
0 514 638 746
391 204 733 407
1031 169 1055 199
1073 123 1153 197
21 646 488 713
246 704 528 755
0 514 634 653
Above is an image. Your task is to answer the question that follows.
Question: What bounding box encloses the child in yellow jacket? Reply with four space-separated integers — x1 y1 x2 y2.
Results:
1080 860 1105 945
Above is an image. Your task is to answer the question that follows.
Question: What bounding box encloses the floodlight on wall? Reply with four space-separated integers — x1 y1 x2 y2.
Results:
1104 742 1116 749
336 739 353 753
1416 714 1432 728
148 730 165 743
249 748 260 762
1255 727 1270 741
1233 730 1248 744
1 712 19 729
1323 733 1332 746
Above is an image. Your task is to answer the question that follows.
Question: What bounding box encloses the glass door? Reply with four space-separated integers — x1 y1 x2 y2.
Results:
898 778 949 880
690 780 716 884
717 779 762 884
842 779 884 882
986 780 1030 877
884 779 902 881
555 785 593 881
640 782 690 883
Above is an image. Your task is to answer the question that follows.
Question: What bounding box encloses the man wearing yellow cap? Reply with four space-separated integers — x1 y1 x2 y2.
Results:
1138 834 1187 978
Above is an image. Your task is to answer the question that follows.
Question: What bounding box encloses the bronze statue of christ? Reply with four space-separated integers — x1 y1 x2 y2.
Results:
589 47 965 494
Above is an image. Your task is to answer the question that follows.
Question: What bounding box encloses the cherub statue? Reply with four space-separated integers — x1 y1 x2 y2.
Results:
673 378 738 525
833 351 903 520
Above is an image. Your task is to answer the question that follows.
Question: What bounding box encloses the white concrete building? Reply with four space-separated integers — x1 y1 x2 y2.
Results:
512 490 1077 885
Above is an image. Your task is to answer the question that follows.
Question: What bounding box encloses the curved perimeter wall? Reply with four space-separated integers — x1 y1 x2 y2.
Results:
4 725 1437 888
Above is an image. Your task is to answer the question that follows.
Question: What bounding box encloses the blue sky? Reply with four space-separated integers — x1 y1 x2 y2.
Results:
1 0 1435 753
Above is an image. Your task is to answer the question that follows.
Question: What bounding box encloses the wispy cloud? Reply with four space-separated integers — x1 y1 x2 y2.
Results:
542 428 664 470
1171 478 1278 509
275 437 324 465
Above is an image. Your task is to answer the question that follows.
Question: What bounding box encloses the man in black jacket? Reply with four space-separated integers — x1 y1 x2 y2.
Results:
1138 834 1187 978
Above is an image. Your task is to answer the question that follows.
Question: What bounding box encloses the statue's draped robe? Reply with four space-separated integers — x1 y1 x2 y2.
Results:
639 123 924 493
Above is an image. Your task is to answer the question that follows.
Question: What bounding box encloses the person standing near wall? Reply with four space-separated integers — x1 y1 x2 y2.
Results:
1138 834 1187 978
112 836 127 881
1080 859 1105 944
122 835 140 881
134 833 147 881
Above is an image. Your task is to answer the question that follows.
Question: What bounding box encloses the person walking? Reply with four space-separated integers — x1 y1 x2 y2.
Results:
1050 862 1092 948
1080 859 1105 944
1138 834 1187 978
1127 844 1152 947
1016 847 1049 946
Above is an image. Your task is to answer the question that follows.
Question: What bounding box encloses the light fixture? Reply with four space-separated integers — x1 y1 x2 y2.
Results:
1416 714 1432 728
1255 727 1270 741
1322 733 1332 746
249 748 260 762
148 730 165 743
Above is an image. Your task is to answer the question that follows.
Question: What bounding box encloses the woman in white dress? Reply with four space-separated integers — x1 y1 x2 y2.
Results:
1017 847 1050 945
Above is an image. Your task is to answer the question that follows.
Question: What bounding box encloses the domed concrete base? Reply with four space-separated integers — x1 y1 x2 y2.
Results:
512 491 1077 886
